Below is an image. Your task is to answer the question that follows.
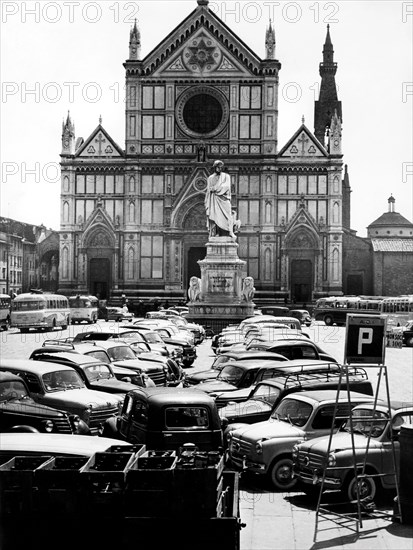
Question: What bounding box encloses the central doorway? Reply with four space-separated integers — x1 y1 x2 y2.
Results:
290 259 312 303
89 258 110 300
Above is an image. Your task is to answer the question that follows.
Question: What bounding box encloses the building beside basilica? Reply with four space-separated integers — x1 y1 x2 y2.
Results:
57 0 411 304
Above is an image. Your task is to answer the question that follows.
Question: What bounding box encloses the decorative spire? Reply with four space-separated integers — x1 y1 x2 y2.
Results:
388 194 396 212
61 110 75 155
302 115 305 124
129 18 141 60
197 0 209 5
265 19 276 59
314 25 342 145
99 114 102 125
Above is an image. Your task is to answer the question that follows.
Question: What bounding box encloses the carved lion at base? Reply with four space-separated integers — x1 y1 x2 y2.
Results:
188 276 202 302
242 276 255 302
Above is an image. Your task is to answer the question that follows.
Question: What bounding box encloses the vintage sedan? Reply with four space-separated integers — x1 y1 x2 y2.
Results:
227 390 375 490
0 359 120 435
293 401 413 500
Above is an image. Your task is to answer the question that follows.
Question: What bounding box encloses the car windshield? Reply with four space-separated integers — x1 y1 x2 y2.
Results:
216 365 244 385
143 332 165 344
249 384 281 405
119 332 145 343
271 398 313 427
43 370 85 391
107 346 136 361
0 380 30 401
344 408 389 438
84 364 113 382
85 350 111 364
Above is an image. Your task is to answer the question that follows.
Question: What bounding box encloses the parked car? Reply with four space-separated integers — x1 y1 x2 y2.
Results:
104 306 133 322
135 324 197 368
101 387 224 451
0 432 133 463
288 309 312 326
293 401 413 500
246 339 338 363
185 351 288 386
219 365 373 426
0 359 120 435
196 359 338 408
0 371 90 435
29 350 141 395
41 340 168 387
227 390 376 490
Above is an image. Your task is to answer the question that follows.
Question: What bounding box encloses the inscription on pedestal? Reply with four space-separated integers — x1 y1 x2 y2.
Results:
209 274 234 294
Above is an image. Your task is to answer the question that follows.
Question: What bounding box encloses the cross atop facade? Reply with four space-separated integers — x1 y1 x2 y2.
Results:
95 133 106 155
298 133 309 155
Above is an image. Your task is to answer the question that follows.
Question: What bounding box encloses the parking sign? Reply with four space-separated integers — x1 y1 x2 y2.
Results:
344 314 387 364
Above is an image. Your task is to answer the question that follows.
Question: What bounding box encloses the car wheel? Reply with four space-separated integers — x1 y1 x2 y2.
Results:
324 315 334 326
406 336 413 347
343 473 377 502
268 456 297 490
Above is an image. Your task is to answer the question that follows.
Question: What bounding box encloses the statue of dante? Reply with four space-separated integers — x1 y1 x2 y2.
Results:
205 160 235 239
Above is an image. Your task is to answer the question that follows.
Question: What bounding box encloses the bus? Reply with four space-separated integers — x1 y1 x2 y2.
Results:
69 295 99 324
312 296 383 326
10 292 70 333
379 295 413 329
0 294 11 331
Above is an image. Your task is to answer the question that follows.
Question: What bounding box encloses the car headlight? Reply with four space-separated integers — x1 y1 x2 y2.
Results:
292 444 299 459
328 452 336 467
43 420 54 433
255 440 263 454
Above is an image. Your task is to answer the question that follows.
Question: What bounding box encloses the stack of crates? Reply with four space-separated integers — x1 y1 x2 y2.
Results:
36 455 89 516
124 450 177 517
79 447 144 516
173 448 225 518
0 455 51 516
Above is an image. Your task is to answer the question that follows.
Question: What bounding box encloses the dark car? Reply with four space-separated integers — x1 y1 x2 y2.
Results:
135 324 197 368
185 351 288 386
246 339 338 363
197 359 340 408
0 360 120 435
29 350 142 395
219 364 373 427
101 387 224 451
0 371 89 435
288 309 312 326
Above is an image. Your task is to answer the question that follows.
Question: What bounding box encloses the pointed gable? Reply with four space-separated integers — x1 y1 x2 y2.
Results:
76 125 124 159
140 3 264 78
278 124 328 159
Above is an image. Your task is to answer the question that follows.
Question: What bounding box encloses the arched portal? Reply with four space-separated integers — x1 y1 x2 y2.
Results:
285 228 319 303
83 228 115 300
181 202 208 292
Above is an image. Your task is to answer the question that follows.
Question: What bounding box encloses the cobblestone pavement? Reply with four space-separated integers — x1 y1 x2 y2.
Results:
1 322 413 549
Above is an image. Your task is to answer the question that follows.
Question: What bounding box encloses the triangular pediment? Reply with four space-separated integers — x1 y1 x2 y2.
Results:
278 125 327 159
285 201 321 244
141 4 263 78
76 125 124 159
152 27 255 78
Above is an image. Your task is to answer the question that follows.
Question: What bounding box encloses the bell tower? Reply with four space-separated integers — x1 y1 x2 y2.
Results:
314 25 342 146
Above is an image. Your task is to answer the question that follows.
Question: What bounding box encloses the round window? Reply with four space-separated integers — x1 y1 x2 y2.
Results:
183 94 223 134
176 87 229 138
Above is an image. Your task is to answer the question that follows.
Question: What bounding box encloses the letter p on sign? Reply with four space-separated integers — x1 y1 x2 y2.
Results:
358 328 373 354
344 315 386 364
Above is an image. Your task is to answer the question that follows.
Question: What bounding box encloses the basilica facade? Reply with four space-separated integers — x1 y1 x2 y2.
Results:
58 0 353 304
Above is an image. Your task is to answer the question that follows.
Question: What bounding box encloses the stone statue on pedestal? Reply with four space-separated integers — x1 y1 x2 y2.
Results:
242 276 256 302
188 276 202 302
205 160 236 240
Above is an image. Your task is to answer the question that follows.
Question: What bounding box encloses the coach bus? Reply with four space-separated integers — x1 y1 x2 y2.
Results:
312 295 383 326
10 291 70 333
0 294 11 331
68 294 99 324
379 295 413 329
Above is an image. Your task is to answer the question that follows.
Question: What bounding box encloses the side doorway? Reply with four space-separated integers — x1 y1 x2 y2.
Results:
290 259 312 303
89 258 111 300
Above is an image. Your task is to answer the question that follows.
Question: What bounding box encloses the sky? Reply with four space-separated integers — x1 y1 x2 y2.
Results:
1 0 412 237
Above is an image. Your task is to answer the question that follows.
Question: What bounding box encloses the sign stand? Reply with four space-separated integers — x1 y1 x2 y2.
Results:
313 315 402 542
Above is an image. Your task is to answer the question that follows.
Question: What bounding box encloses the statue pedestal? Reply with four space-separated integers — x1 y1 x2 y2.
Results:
186 237 255 332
